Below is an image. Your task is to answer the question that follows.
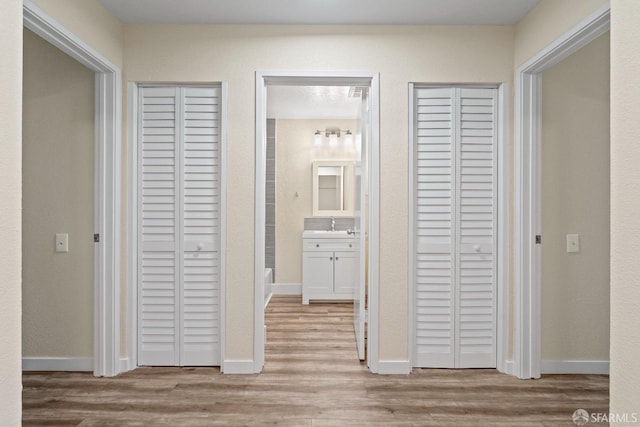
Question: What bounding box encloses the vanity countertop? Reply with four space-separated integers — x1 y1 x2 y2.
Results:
302 230 350 239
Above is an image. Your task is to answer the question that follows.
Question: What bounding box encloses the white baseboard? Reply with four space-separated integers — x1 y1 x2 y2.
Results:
120 357 134 373
222 360 256 374
541 360 609 375
272 283 302 295
264 292 273 308
377 360 411 375
504 360 514 376
501 360 609 377
23 357 93 372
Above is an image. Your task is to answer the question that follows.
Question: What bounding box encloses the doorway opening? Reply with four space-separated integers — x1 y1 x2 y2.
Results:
538 31 610 375
513 4 610 379
255 72 380 373
22 2 122 377
22 27 95 373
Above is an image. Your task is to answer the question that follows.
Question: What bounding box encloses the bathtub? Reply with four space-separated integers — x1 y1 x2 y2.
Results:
264 268 273 308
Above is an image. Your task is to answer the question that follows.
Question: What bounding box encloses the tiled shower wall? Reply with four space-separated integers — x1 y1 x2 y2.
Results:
265 119 276 281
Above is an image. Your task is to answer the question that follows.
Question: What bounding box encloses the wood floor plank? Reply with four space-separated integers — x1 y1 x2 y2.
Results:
23 296 609 426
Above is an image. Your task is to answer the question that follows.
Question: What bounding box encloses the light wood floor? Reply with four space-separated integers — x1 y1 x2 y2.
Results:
23 296 609 426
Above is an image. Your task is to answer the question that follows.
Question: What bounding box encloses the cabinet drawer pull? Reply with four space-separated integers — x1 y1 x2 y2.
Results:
349 244 352 248
329 256 333 260
316 244 320 248
335 257 339 261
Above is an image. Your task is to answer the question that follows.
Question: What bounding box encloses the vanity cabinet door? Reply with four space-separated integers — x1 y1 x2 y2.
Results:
333 251 358 295
303 251 334 298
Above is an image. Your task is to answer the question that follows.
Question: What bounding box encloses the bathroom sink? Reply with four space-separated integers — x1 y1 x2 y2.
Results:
302 230 350 238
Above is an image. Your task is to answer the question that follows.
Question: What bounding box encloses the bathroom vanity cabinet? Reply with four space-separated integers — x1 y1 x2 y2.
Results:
302 231 357 304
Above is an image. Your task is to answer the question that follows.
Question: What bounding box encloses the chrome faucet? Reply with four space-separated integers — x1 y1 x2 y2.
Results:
330 216 335 232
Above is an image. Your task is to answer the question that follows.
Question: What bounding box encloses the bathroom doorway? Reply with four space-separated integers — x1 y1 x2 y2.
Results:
255 72 380 373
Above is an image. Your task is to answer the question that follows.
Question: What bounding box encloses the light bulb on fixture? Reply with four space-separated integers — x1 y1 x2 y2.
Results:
329 132 338 147
344 130 353 147
314 130 322 146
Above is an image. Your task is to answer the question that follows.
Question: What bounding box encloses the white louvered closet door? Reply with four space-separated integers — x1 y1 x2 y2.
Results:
139 86 221 367
413 87 497 369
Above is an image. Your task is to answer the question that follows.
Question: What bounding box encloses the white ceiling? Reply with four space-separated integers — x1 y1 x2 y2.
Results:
268 86 360 119
97 0 539 25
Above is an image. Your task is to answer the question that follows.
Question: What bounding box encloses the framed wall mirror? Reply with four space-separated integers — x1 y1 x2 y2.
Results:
312 161 354 217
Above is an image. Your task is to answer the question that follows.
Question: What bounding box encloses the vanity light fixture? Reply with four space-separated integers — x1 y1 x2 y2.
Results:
344 130 353 147
314 130 323 146
313 128 353 147
329 132 338 147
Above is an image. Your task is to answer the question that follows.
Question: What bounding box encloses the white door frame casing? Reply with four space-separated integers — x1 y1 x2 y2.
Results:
127 82 228 372
22 0 122 377
513 4 610 379
407 83 510 373
254 71 381 374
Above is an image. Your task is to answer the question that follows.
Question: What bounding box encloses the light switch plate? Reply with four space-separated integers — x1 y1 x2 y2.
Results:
55 233 68 253
566 234 580 253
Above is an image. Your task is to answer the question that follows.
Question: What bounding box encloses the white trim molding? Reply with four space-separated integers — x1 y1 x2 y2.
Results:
272 283 302 295
255 72 267 373
500 360 608 376
504 360 514 376
219 82 229 376
541 360 610 375
496 83 510 375
513 4 610 380
500 359 608 375
23 0 122 377
126 82 139 374
23 358 94 372
222 360 256 375
367 73 381 374
407 83 416 371
23 357 132 373
377 360 411 375
119 358 131 373
255 70 381 374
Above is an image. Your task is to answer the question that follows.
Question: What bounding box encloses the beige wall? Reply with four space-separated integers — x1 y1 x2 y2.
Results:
22 29 95 359
30 0 123 68
514 0 609 67
541 32 610 362
29 0 127 359
124 24 515 362
0 0 23 423
611 0 640 417
275 119 358 284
